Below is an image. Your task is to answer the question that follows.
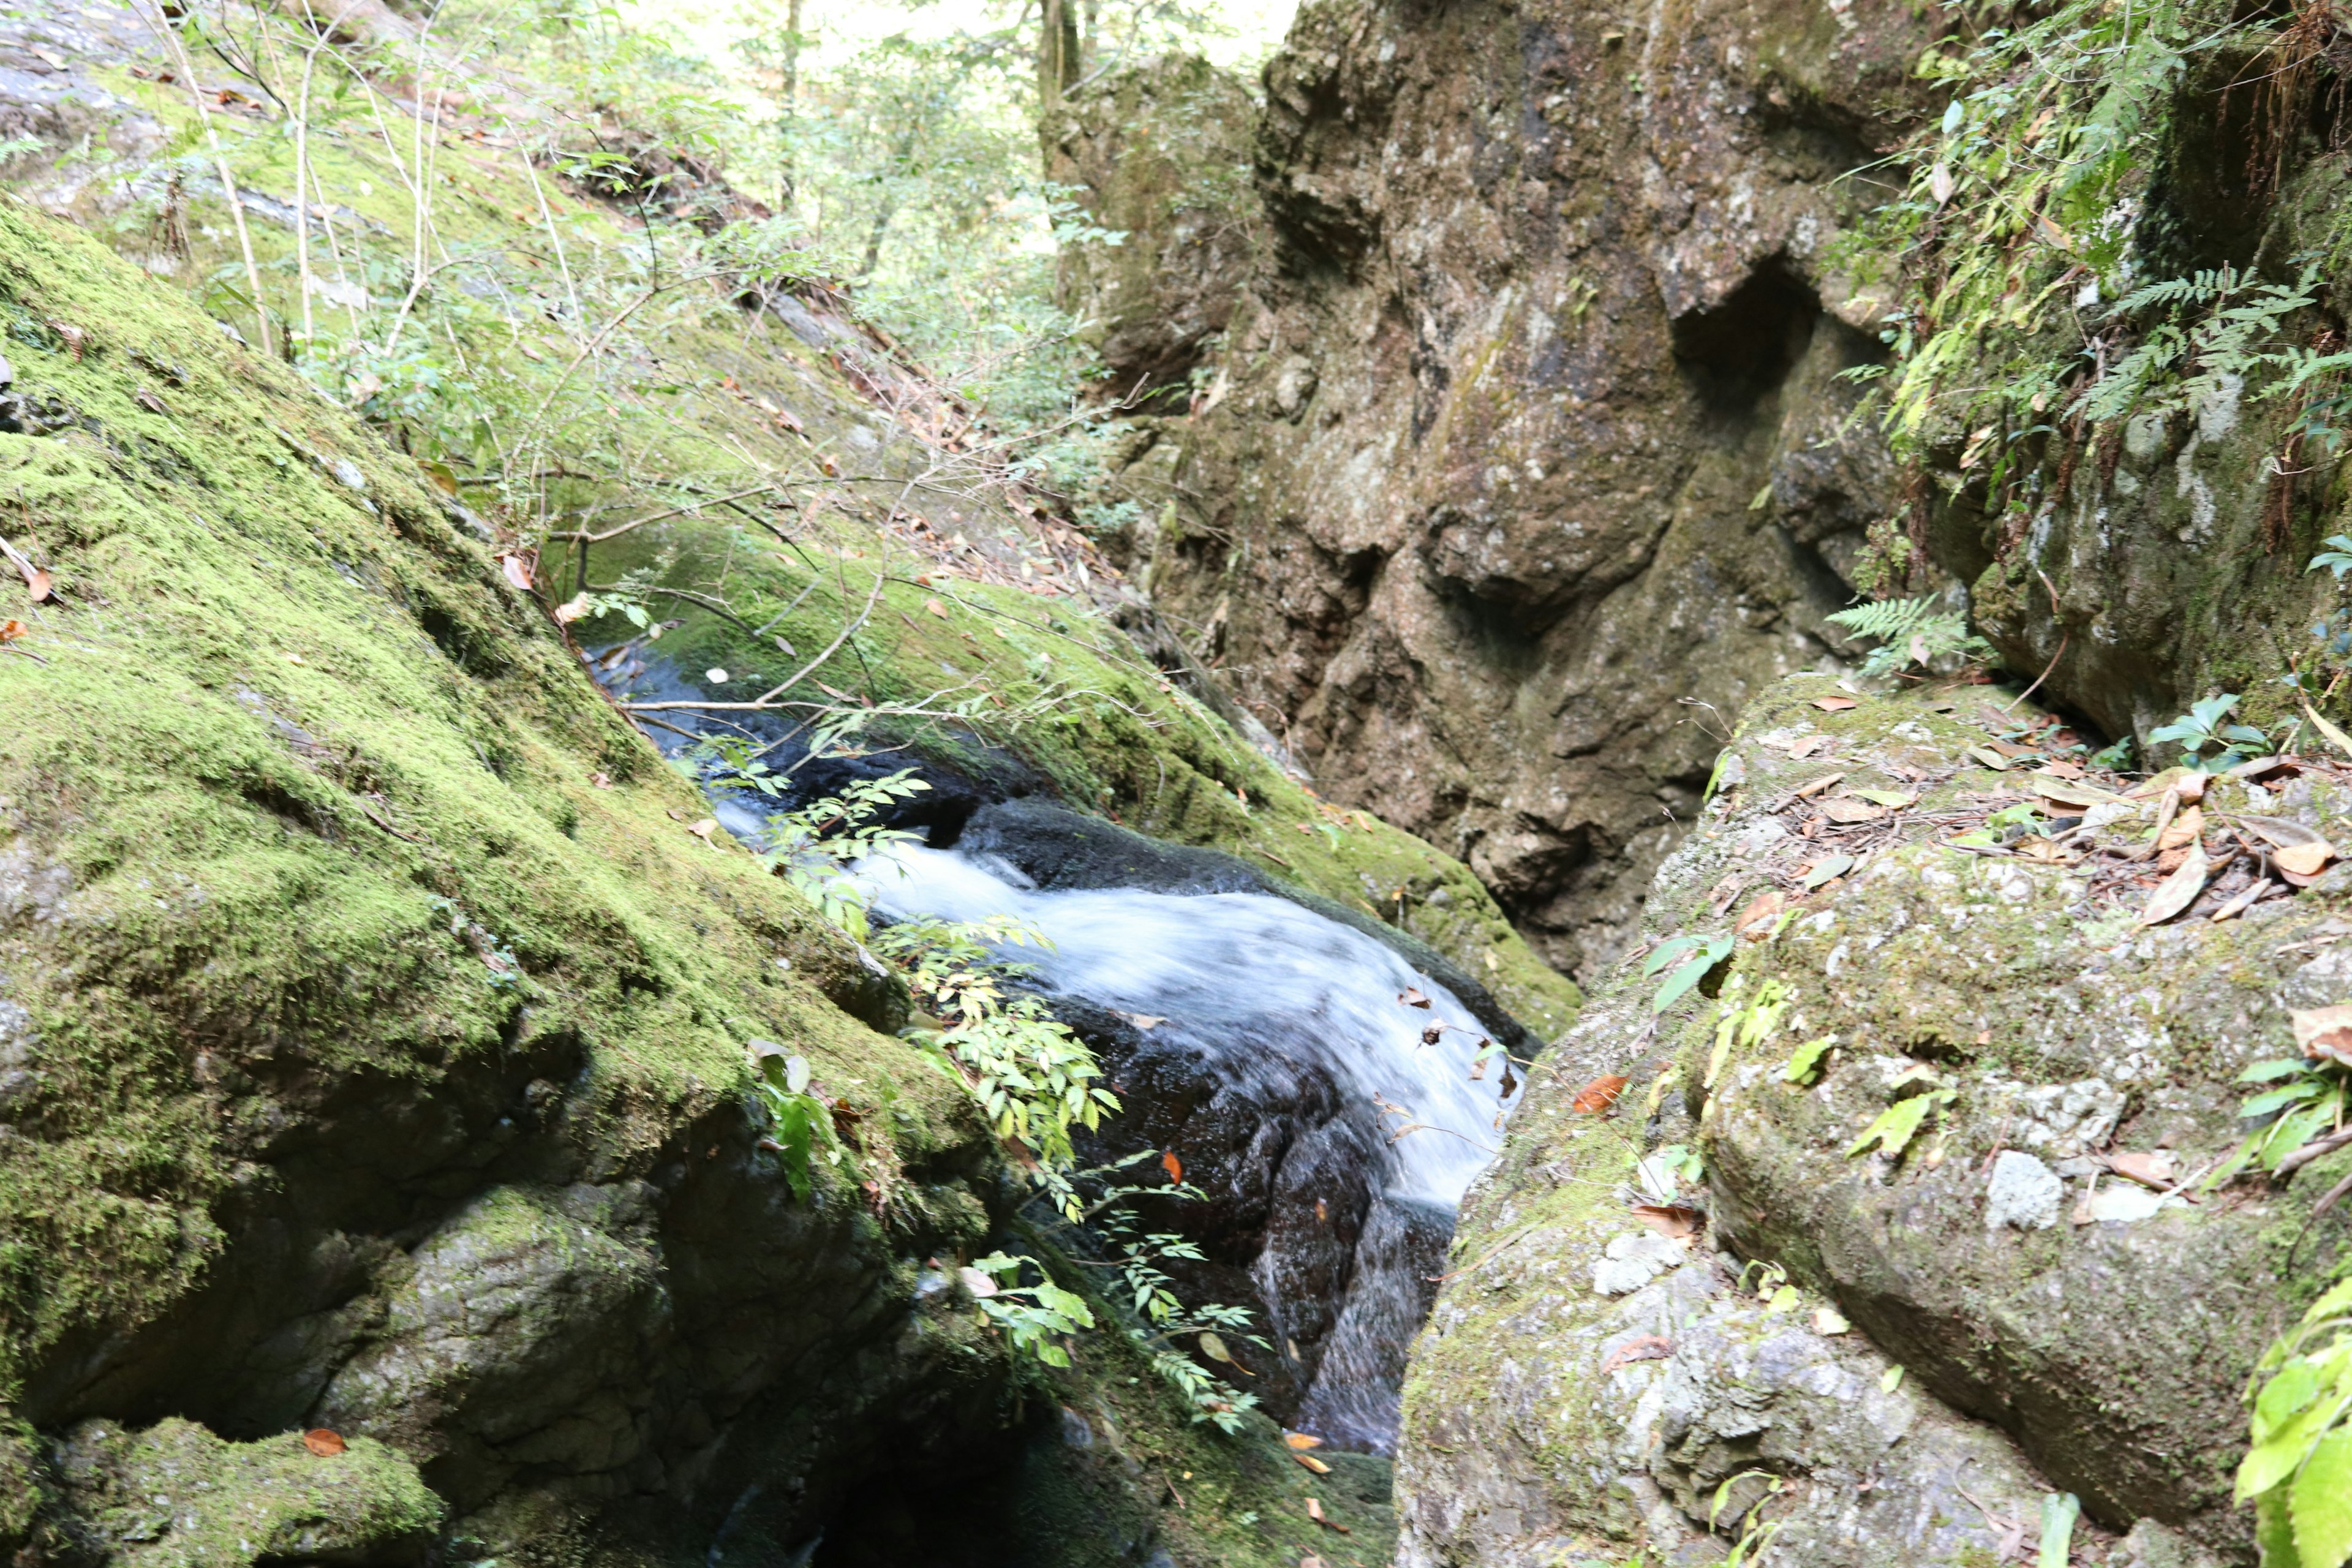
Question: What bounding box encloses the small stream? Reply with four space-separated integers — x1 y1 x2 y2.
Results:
854 842 1515 1450
594 646 1525 1451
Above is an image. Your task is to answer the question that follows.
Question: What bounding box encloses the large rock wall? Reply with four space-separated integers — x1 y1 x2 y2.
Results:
1108 0 1940 983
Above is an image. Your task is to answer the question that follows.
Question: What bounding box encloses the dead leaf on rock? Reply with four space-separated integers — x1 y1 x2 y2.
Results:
302 1429 346 1457
1631 1204 1701 1239
1599 1334 1675 1374
2157 806 2204 853
1790 734 1831 760
1735 889 1785 936
2013 836 2070 864
1292 1452 1332 1475
924 597 949 618
1801 853 1856 889
1572 1074 1629 1114
1812 695 1859 711
2293 1005 2352 1066
2139 843 2211 925
1285 1432 1324 1450
684 818 719 842
1398 987 1431 1009
2277 840 2336 877
1966 745 2013 772
1304 1498 1349 1534
2105 1150 2179 1189
496 552 535 593
1819 797 1887 824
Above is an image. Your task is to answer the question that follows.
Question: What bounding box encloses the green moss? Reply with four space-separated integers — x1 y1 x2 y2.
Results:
0 196 981 1408
52 1418 442 1568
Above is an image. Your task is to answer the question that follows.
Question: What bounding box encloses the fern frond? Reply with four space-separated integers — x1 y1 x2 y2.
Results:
1823 596 1940 641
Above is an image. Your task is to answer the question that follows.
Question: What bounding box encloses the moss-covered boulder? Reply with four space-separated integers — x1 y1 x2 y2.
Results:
1401 675 2352 1563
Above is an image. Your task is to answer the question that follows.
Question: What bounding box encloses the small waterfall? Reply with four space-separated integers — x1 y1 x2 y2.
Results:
855 843 1518 1450
581 644 1526 1450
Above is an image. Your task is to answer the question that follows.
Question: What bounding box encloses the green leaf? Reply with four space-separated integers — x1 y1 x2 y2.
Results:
2242 1081 2326 1119
1653 936 1732 1014
2038 1493 2080 1568
2293 1430 2352 1567
1880 1364 1905 1392
2242 1059 2315 1084
1643 934 1702 978
1846 1092 1948 1160
1802 853 1856 889
2240 1392 2352 1501
1782 1035 1835 1085
2259 1360 2328 1439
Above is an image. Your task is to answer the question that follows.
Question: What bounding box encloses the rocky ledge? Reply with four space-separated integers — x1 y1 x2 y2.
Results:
1398 674 2352 1566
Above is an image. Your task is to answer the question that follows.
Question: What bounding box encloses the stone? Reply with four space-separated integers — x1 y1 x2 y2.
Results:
1591 1232 1686 1295
1984 1151 2062 1231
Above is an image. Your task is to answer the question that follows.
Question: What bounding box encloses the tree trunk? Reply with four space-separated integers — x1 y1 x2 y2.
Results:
1037 0 1079 112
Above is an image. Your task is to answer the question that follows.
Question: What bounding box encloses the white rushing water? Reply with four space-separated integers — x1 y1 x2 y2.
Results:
855 843 1513 1206
854 841 1519 1449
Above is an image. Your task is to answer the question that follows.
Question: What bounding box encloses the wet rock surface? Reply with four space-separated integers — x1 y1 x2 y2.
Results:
1064 0 1941 984
1400 676 2352 1564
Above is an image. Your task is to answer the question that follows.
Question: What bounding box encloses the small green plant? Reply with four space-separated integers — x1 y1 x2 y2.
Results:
2207 1056 2349 1186
2151 693 2272 772
1846 1089 1955 1161
747 1043 854 1202
871 915 1118 1180
966 1252 1096 1368
2237 1276 2352 1568
1644 932 1733 1014
2312 535 2352 582
712 756 931 938
1823 595 1994 678
1705 977 1792 1091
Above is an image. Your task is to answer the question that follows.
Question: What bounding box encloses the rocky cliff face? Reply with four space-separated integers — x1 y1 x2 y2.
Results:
1085 0 1943 984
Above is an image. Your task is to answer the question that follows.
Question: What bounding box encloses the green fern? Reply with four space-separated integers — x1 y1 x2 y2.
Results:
1824 596 1993 678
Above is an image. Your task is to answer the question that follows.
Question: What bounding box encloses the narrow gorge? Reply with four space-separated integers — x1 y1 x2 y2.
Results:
2 0 2351 1563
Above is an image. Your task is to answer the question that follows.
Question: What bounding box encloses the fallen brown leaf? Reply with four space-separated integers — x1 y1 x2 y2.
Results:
2156 805 2203 853
1599 1334 1675 1374
0 620 22 644
2139 843 2211 925
302 1429 346 1457
1812 695 1859 711
589 771 612 788
1631 1203 1701 1239
1292 1452 1332 1474
2106 1150 2179 1189
1735 889 1785 936
684 818 719 841
1398 987 1432 1009
2293 1004 2352 1066
1304 1498 1349 1534
924 597 949 618
1284 1432 1324 1451
554 592 592 624
1572 1074 1629 1114
496 552 535 594
1161 1150 1184 1184
1819 797 1886 824
2277 840 2335 877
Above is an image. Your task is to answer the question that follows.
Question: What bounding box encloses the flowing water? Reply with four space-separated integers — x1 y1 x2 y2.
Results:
587 645 1521 1450
853 842 1518 1450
